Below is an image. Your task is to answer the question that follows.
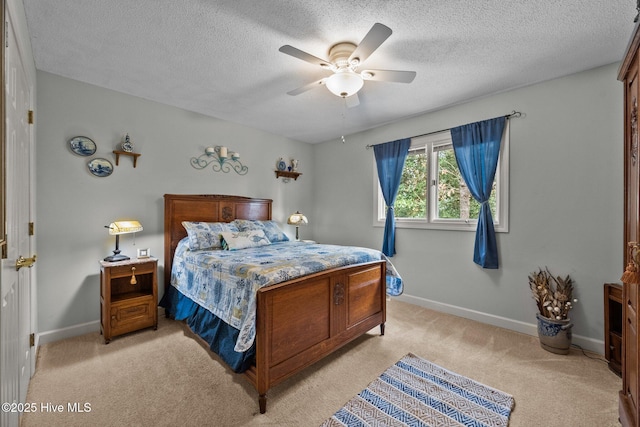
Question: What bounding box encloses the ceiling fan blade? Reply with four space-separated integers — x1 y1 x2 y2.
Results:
345 93 360 108
286 78 327 96
361 69 416 83
279 45 332 68
348 23 392 64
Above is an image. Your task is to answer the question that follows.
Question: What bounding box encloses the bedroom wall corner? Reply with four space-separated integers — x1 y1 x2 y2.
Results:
311 62 623 349
34 71 315 336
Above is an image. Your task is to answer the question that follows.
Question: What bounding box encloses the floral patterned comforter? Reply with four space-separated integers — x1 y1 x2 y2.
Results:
170 239 402 352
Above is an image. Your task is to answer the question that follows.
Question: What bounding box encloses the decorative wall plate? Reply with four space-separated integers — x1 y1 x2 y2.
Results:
69 136 97 156
87 158 113 177
277 159 287 171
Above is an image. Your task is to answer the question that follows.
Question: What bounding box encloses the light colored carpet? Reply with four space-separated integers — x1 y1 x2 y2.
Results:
22 300 620 426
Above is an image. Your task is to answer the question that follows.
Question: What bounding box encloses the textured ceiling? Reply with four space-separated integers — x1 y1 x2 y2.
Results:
23 1 638 144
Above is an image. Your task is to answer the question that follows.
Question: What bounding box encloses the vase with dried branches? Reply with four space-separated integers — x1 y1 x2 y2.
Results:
529 267 576 354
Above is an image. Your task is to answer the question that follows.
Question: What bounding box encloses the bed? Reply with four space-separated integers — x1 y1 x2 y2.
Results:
161 194 393 413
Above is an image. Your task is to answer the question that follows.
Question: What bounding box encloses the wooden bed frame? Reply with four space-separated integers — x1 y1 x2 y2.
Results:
163 194 387 413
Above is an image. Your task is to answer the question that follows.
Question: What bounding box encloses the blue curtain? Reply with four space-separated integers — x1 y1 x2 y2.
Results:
373 138 411 257
451 116 506 269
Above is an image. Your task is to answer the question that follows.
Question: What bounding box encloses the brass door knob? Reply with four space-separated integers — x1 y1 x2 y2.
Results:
16 254 37 271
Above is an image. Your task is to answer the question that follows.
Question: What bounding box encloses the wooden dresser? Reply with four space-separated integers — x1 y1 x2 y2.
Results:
619 19 640 427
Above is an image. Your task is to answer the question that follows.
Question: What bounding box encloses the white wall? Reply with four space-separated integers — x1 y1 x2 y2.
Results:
311 63 623 352
35 71 314 338
36 63 623 352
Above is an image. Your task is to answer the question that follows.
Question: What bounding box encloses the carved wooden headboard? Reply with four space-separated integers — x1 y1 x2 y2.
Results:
163 194 272 287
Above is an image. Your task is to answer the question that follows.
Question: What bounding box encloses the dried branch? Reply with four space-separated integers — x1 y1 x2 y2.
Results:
529 267 575 320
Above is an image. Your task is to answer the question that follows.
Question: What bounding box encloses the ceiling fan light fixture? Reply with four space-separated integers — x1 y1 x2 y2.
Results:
280 23 415 101
325 70 363 98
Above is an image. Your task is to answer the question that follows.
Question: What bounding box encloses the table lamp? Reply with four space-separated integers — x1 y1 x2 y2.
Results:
287 211 308 241
104 220 143 262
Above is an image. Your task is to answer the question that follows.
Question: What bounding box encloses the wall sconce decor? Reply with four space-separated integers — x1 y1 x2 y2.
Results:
104 220 143 262
191 146 248 175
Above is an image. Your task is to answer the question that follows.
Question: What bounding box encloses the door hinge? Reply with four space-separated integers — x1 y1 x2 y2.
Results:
28 110 34 124
5 21 8 48
29 222 34 236
29 333 35 347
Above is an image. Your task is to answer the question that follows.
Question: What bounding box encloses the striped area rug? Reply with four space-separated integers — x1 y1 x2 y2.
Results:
321 353 515 427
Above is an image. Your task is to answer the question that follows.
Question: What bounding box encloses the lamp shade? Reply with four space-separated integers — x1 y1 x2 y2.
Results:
103 220 143 262
287 212 308 226
108 220 143 235
325 70 363 98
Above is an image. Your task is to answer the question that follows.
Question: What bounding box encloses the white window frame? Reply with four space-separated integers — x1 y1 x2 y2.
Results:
373 124 509 232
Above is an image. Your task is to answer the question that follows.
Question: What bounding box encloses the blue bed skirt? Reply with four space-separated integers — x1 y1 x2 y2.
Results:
159 285 256 373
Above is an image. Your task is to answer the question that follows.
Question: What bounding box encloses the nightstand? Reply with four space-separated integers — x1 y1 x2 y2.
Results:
99 257 158 343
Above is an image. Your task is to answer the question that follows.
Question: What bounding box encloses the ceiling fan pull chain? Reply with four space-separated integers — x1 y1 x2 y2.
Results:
340 100 347 143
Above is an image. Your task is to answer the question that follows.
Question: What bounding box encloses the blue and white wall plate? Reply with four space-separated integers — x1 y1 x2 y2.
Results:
87 158 113 177
69 136 96 156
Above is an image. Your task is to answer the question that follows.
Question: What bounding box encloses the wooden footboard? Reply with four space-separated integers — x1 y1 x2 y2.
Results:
247 260 386 413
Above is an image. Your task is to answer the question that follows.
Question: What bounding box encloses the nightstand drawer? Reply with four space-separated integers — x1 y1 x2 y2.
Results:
110 296 155 335
108 262 155 278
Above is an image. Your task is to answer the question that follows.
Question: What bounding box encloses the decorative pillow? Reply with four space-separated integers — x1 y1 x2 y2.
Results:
182 221 239 251
220 229 271 250
233 219 263 231
234 219 289 243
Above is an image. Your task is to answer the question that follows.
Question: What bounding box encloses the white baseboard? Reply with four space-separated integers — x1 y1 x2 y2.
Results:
394 293 605 356
37 320 100 346
36 301 605 355
36 307 166 346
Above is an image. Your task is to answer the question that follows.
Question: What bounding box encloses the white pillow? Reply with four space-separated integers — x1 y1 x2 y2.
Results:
220 229 271 250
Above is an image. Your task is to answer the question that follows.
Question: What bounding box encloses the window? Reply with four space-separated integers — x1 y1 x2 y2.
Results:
374 129 509 231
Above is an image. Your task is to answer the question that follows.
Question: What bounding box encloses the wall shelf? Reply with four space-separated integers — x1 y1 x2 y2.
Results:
113 150 141 168
275 170 301 180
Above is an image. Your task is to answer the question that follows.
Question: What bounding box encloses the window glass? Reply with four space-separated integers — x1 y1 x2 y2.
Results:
374 128 508 232
394 148 427 219
433 144 496 221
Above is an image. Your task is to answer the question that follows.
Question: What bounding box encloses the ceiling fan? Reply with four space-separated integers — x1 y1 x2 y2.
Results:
279 23 416 107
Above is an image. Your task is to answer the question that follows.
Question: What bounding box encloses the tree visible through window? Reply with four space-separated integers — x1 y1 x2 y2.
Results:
434 147 496 220
375 130 507 231
394 148 427 219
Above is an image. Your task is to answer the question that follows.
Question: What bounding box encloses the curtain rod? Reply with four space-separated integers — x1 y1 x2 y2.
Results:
365 110 522 149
